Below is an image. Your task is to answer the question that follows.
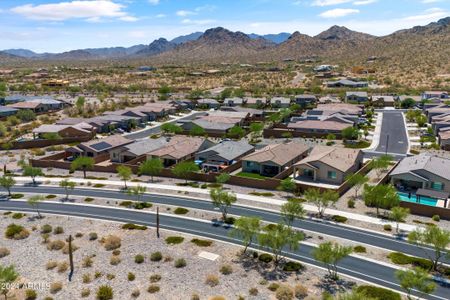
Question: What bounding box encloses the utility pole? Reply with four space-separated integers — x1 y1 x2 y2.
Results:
68 235 74 282
156 206 160 238
385 134 389 155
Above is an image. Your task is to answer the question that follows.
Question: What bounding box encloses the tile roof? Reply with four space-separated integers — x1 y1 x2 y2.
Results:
81 135 132 153
295 145 361 172
390 152 450 181
147 136 210 160
242 142 309 166
197 140 254 161
287 120 350 131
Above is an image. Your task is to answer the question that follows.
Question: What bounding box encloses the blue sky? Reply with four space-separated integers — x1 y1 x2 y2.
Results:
0 0 449 52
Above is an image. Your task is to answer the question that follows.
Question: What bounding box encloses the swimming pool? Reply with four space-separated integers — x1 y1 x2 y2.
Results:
397 192 438 207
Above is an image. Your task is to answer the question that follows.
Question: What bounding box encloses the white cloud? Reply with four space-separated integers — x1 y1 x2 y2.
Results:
421 0 443 3
11 0 136 22
319 8 360 18
402 7 447 22
312 0 352 6
119 16 138 22
353 0 377 5
148 0 160 5
176 10 196 17
155 14 166 18
181 19 215 25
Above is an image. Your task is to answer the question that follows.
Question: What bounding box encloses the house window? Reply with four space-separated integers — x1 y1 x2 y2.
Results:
303 169 314 178
431 182 443 190
246 161 255 168
327 171 337 179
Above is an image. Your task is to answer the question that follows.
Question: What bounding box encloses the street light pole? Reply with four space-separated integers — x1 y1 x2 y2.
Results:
385 134 389 155
156 206 160 238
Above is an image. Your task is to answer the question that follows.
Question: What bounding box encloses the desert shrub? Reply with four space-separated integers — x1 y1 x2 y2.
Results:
282 261 304 272
134 254 145 264
353 246 367 253
93 183 105 188
88 232 98 241
103 235 121 250
174 207 189 214
150 251 162 262
121 223 147 230
268 283 280 291
219 264 233 275
82 274 92 284
191 238 213 247
25 289 37 300
106 274 115 280
205 274 220 287
82 256 93 268
50 282 63 294
165 236 184 245
95 271 103 278
276 285 294 300
0 247 10 258
5 223 29 239
84 197 94 202
174 258 186 268
43 297 53 300
62 243 79 254
47 240 65 251
46 260 58 270
383 224 392 231
131 289 140 298
249 287 258 296
57 261 68 273
46 194 57 199
81 288 90 298
432 215 440 222
347 199 355 208
41 224 52 234
96 285 114 300
133 202 152 209
119 201 133 207
191 293 200 300
128 272 136 281
75 232 83 238
356 285 401 300
112 249 121 256
259 253 273 263
147 284 160 293
209 297 226 300
150 274 162 283
11 193 24 199
387 252 432 270
12 213 25 219
110 255 121 265
294 284 308 299
53 226 64 234
331 215 348 223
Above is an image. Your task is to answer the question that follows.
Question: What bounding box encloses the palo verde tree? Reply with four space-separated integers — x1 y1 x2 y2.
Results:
229 216 261 254
59 179 76 201
139 158 163 182
27 195 45 219
390 206 410 234
116 165 132 189
408 225 450 271
0 264 19 300
312 241 353 280
363 184 399 217
22 165 43 185
71 156 95 179
305 188 339 218
371 155 392 179
345 173 369 199
210 188 237 221
172 161 199 184
0 175 15 197
396 267 436 300
127 185 147 203
280 199 305 228
215 173 231 185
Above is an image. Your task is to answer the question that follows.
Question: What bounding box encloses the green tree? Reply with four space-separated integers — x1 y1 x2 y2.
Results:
363 184 399 217
0 175 15 197
210 188 237 221
116 165 132 189
396 267 435 300
189 124 206 136
16 109 36 122
372 155 392 178
215 173 231 185
76 96 85 114
161 123 182 135
172 161 199 183
312 242 352 280
401 98 416 109
0 264 19 300
345 173 369 199
229 216 261 253
408 225 450 271
41 132 62 140
305 189 339 218
27 195 44 218
139 158 163 182
326 133 336 141
71 156 95 179
249 122 264 137
390 206 410 234
227 126 245 139
59 179 75 200
280 199 305 228
259 223 304 266
406 109 421 122
277 177 296 197
22 165 43 185
127 185 147 202
416 114 427 127
341 126 359 141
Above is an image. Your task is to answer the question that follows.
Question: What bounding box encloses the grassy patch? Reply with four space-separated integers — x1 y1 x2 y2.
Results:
387 252 432 270
356 285 401 300
236 172 268 180
344 140 371 149
191 238 213 247
165 236 184 245
121 223 147 230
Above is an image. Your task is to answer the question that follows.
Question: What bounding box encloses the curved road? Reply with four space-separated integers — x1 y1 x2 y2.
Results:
0 200 448 300
9 185 450 266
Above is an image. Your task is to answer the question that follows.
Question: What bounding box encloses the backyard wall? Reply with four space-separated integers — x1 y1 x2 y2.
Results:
400 201 450 220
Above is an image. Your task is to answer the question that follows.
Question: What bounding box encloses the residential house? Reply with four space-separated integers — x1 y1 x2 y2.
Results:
371 95 396 107
241 142 309 177
32 123 95 140
422 91 449 100
220 106 265 120
270 97 291 108
110 137 171 163
326 79 368 88
287 119 351 137
424 105 450 122
195 140 255 172
0 106 18 118
294 94 317 107
318 95 341 104
196 98 220 109
103 109 149 123
293 146 363 186
346 91 369 103
7 101 46 113
88 115 141 133
224 97 244 106
67 135 133 158
390 152 450 195
438 130 450 150
244 97 267 107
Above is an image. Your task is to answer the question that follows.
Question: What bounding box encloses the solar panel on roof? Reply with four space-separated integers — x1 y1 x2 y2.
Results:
90 141 112 151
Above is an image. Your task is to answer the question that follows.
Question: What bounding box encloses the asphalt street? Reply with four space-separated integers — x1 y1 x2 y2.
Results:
0 200 448 300
374 111 409 155
9 185 450 266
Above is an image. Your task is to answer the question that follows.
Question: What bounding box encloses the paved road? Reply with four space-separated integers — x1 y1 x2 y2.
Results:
0 200 448 300
374 111 409 155
10 185 450 266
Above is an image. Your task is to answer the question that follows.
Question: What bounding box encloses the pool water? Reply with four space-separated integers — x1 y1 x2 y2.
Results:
397 192 438 207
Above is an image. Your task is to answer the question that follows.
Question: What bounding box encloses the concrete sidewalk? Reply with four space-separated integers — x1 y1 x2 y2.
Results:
12 176 419 232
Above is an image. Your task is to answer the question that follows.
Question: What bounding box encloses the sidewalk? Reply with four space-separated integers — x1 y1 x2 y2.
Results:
364 112 383 151
12 176 419 232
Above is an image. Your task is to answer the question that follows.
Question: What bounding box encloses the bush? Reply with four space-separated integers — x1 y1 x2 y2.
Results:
47 240 65 251
331 215 348 223
11 213 25 219
356 285 401 300
174 258 186 268
249 287 258 296
131 289 140 298
383 224 392 231
128 272 135 281
205 274 220 287
103 235 121 250
133 202 152 210
25 289 37 300
5 223 29 240
432 215 440 222
347 199 355 208
93 183 105 188
11 193 24 199
57 261 68 273
134 254 144 264
89 232 98 241
165 236 184 245
106 274 115 280
174 207 189 215
46 261 57 270
82 256 93 268
282 261 304 272
353 246 367 253
81 288 90 298
268 283 280 291
0 247 10 258
276 285 294 300
41 224 52 233
46 194 57 199
147 285 160 293
387 252 432 270
259 253 273 263
121 223 147 230
150 274 162 283
110 255 121 265
50 282 63 294
119 201 133 207
53 226 64 234
191 238 213 247
294 284 308 299
150 251 163 261
84 197 94 202
96 285 114 300
82 274 92 284
112 249 120 256
220 264 233 275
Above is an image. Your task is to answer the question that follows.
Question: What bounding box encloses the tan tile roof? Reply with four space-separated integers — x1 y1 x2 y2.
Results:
242 142 309 166
7 101 42 109
287 120 350 131
295 145 361 172
147 136 208 160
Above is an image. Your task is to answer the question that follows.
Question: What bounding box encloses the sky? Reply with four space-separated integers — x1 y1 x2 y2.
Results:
0 0 449 52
